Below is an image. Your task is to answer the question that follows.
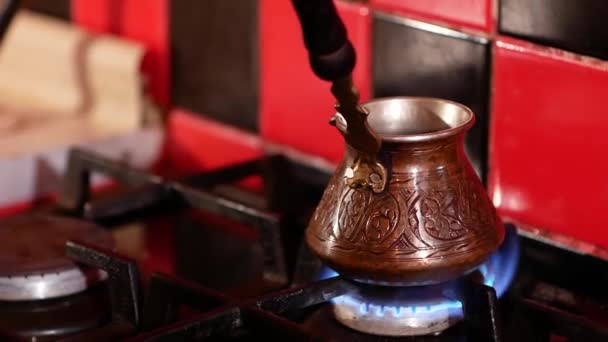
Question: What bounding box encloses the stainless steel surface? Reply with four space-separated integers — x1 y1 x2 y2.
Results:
0 267 108 301
363 96 474 142
0 213 114 300
507 218 608 261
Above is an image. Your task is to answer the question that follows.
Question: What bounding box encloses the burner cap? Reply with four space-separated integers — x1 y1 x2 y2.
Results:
332 282 462 336
0 214 114 301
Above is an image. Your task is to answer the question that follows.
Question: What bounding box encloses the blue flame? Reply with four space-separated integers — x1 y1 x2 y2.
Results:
318 266 339 280
318 224 520 301
317 226 520 320
479 224 520 297
332 294 463 318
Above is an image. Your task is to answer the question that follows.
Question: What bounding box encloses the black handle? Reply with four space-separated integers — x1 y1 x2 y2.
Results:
291 0 356 81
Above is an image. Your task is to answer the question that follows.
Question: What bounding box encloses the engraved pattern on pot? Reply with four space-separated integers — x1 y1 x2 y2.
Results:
336 188 372 242
400 188 431 249
319 168 497 260
312 170 342 241
363 192 400 244
420 188 468 241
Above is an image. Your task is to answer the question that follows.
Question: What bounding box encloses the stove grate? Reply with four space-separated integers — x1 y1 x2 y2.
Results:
2 147 607 341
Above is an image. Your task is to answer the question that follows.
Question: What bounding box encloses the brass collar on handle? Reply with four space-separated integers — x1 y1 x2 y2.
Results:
330 76 387 193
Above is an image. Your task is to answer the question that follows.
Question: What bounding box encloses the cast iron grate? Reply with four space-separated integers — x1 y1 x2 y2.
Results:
47 148 501 341
3 148 608 341
64 239 501 341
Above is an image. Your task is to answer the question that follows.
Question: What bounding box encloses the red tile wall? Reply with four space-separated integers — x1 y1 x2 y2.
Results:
66 1 608 249
259 0 371 164
162 109 263 175
158 109 263 190
371 0 493 32
489 36 608 248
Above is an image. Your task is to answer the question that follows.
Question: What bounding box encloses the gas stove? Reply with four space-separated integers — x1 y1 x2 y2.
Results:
0 147 608 341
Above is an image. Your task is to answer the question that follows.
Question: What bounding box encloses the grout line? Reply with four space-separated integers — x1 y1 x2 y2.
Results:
495 38 608 72
373 10 490 45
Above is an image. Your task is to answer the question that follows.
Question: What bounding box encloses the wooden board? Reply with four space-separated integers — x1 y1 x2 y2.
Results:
0 10 149 158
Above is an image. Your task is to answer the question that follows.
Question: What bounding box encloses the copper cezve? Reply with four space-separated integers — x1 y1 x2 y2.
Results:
306 96 505 286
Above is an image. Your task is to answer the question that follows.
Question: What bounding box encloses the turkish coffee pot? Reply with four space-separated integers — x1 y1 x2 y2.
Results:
291 0 504 286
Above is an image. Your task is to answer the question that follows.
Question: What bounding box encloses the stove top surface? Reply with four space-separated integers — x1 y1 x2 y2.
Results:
0 213 114 276
0 213 113 302
1 148 608 341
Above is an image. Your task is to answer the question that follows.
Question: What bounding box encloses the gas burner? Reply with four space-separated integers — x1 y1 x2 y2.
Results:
0 282 111 341
332 282 463 336
0 213 114 301
329 225 520 336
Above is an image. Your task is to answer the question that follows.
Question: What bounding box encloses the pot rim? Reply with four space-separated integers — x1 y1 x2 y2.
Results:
358 96 476 143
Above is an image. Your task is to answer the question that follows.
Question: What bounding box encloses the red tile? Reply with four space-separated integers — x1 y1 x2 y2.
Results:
259 0 371 164
489 36 608 248
71 0 114 34
72 0 170 107
0 197 53 218
163 109 263 174
371 0 493 32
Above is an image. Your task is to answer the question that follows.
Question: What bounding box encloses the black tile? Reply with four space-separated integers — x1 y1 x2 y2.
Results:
500 0 608 60
170 0 259 132
26 0 70 21
372 13 491 181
